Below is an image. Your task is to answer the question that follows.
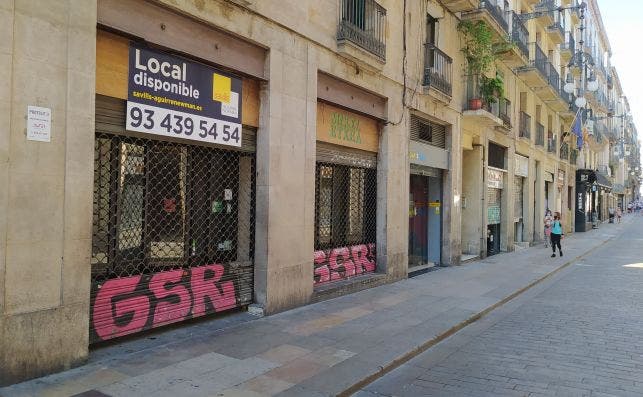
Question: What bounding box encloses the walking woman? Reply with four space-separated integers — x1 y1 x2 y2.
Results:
544 209 553 248
550 212 564 258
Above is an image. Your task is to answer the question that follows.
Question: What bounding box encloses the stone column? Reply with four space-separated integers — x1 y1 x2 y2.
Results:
254 43 315 314
443 118 462 265
377 98 408 280
0 0 97 385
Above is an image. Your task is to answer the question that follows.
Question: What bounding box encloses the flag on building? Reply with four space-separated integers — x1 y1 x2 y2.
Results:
571 108 583 149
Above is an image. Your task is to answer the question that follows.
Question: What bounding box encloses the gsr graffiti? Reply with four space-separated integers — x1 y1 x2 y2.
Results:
91 263 239 342
314 243 376 285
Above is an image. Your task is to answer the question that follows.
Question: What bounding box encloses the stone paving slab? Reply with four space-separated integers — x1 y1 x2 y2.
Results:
359 217 643 397
0 219 631 397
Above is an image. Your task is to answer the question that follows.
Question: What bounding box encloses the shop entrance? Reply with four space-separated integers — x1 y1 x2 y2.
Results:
408 173 442 271
487 186 502 256
90 97 256 343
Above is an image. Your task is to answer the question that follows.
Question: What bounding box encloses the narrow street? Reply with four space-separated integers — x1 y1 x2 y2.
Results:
358 217 643 397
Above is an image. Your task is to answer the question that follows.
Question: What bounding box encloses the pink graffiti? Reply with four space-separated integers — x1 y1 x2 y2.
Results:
314 243 376 285
91 263 237 342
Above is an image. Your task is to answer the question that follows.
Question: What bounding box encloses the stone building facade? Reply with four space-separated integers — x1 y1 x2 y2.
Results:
0 0 639 385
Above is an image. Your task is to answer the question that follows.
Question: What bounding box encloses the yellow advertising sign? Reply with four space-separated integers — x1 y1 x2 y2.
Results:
213 73 232 103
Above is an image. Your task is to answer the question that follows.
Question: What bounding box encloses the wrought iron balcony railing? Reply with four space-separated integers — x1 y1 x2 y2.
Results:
338 0 387 60
519 111 531 139
498 98 511 128
536 122 545 146
548 10 565 37
570 149 579 165
510 11 529 58
562 31 575 54
547 135 557 154
527 43 562 93
560 142 569 160
423 43 453 96
480 0 509 34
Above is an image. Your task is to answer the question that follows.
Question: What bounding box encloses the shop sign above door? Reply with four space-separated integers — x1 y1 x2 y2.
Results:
487 168 504 189
316 102 378 152
514 154 529 177
126 43 242 147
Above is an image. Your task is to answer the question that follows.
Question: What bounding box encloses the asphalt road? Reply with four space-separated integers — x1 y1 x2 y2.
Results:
357 218 643 397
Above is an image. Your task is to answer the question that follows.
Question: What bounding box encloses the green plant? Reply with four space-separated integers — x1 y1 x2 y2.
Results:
458 20 512 103
458 20 495 76
479 75 504 104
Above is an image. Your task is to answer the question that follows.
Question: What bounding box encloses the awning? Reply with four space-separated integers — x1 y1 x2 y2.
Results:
595 171 612 189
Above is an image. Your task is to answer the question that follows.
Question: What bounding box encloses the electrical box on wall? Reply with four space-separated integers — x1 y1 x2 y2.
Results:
461 196 467 209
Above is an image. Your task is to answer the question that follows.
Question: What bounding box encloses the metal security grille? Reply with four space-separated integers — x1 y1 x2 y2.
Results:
90 126 255 342
410 116 446 149
487 187 502 225
91 133 256 281
314 162 377 251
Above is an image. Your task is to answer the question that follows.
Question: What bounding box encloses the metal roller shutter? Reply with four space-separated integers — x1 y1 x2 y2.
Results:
316 141 377 169
410 115 446 149
314 141 377 286
487 187 502 225
90 95 256 343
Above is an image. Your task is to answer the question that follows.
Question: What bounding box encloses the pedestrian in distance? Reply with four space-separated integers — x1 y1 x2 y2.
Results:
550 212 564 258
544 209 553 248
616 206 622 223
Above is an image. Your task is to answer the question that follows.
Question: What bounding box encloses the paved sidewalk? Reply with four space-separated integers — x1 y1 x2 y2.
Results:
0 219 631 397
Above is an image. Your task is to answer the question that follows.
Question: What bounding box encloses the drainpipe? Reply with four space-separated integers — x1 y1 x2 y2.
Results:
474 143 486 257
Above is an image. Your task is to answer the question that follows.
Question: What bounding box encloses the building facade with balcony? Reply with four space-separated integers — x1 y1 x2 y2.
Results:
0 0 639 386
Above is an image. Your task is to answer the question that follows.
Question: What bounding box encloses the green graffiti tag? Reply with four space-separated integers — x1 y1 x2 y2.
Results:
329 112 362 144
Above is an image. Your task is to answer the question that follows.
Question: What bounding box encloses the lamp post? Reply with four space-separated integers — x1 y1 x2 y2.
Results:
561 1 599 110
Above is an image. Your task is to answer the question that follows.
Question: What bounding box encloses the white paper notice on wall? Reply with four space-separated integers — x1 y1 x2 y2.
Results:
27 106 51 142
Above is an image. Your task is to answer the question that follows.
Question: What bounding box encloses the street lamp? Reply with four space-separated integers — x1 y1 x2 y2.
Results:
562 1 598 111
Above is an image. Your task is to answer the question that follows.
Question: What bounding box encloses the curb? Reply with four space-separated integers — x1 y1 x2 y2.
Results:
338 226 625 397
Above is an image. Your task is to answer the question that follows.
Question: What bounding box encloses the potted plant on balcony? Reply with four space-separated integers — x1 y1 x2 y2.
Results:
479 74 504 106
458 20 510 110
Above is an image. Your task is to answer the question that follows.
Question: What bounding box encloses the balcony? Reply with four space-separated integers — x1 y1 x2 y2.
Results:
536 122 545 146
337 0 387 62
547 134 557 154
570 149 579 165
559 91 577 118
560 142 569 160
440 0 479 13
591 120 605 143
462 77 504 129
519 111 531 139
497 98 512 130
499 11 529 66
604 124 620 141
517 43 560 101
588 89 609 112
534 0 556 27
560 32 575 63
546 11 565 45
423 43 453 98
461 1 510 41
